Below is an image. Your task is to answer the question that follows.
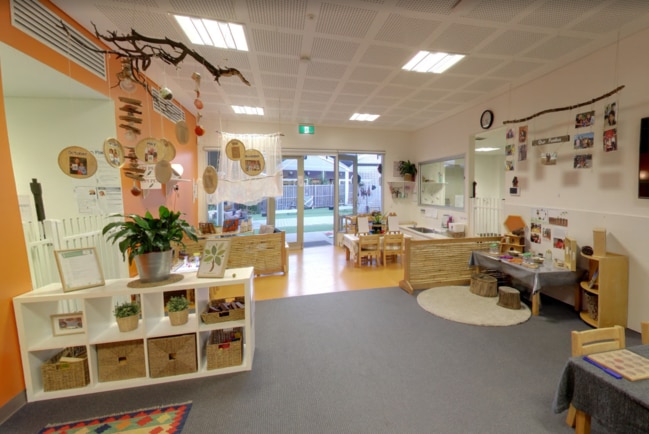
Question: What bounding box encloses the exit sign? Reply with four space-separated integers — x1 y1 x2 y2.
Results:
299 124 315 134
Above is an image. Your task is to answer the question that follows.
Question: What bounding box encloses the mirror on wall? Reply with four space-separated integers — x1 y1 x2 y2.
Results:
418 155 465 209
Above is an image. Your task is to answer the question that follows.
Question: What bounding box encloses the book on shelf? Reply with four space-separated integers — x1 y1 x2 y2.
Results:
588 269 599 289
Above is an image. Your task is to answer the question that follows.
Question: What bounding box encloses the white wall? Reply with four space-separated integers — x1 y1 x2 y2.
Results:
475 154 504 199
408 26 649 331
6 97 119 219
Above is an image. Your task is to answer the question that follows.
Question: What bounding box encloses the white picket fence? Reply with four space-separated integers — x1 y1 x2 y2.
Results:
23 215 128 290
470 197 503 237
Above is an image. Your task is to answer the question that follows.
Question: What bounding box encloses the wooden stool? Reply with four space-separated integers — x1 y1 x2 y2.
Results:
497 286 521 309
470 273 497 297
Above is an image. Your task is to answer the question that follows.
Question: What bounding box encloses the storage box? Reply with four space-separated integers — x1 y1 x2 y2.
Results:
97 339 146 382
201 297 245 324
147 334 197 378
206 328 243 370
586 293 599 321
593 228 607 257
41 346 89 392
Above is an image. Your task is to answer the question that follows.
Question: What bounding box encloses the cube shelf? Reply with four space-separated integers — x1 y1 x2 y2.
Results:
13 267 255 402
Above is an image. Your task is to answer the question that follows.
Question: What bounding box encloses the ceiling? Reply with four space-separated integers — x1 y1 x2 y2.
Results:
40 0 649 133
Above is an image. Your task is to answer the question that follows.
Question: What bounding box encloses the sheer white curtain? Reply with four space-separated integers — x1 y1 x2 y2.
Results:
215 132 283 204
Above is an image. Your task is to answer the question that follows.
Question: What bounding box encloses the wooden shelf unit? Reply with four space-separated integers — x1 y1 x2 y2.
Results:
500 233 525 254
13 267 255 402
579 252 628 328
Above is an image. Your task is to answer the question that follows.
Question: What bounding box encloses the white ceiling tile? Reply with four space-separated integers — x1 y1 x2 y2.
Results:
430 23 498 53
251 29 303 56
311 37 361 62
523 35 592 60
480 30 547 55
316 2 377 38
375 13 441 46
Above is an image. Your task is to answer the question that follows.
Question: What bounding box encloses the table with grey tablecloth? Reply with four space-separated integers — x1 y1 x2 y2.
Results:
553 345 649 433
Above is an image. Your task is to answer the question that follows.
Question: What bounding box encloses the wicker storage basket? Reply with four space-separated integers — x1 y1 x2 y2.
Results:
586 293 599 321
201 297 245 324
147 334 197 378
169 309 189 326
97 339 146 382
206 328 243 370
41 346 89 392
117 314 139 332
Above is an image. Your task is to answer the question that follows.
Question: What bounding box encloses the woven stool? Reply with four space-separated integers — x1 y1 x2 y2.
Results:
470 273 498 297
497 286 521 309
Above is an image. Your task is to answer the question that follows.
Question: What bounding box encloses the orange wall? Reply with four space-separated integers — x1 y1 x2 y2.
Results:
0 1 198 407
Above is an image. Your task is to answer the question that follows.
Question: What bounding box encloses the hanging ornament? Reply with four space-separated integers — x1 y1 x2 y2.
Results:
191 72 205 136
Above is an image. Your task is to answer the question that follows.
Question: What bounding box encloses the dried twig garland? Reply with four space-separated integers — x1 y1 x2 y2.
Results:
502 85 625 124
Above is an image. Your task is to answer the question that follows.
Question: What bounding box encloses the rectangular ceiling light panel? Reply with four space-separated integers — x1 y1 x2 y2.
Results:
350 113 380 122
175 15 248 51
232 105 264 115
402 51 465 74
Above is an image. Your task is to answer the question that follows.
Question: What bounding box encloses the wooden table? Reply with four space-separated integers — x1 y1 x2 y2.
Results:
342 233 408 265
553 345 649 433
469 250 581 315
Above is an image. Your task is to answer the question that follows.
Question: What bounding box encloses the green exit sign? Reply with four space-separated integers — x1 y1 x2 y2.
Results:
299 124 315 134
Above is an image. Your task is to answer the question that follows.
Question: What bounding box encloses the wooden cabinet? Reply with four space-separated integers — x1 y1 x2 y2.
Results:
579 252 628 328
13 267 255 402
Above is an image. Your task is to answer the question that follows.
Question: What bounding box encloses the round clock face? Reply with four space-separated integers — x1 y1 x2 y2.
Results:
480 110 494 129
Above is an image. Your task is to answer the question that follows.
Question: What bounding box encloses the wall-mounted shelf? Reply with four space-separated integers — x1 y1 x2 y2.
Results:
388 181 415 199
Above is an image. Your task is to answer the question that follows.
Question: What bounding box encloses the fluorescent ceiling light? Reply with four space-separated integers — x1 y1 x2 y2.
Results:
174 15 248 51
475 147 500 152
350 113 380 122
232 105 264 116
402 51 465 74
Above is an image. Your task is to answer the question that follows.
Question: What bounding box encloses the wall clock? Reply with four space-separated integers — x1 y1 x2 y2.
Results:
480 110 494 129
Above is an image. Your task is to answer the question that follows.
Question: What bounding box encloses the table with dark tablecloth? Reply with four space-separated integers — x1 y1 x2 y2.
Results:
553 345 649 433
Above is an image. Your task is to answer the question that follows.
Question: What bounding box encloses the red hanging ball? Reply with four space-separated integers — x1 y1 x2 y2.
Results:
195 125 205 136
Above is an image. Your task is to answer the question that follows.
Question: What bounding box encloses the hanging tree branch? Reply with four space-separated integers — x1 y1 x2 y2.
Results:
502 85 625 124
58 21 251 97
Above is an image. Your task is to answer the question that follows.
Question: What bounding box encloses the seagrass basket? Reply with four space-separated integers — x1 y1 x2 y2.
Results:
117 314 139 332
206 328 243 370
97 339 145 382
41 346 89 392
201 297 245 324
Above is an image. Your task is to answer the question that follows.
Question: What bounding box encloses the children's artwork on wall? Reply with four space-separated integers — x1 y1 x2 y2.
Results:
574 154 592 169
542 227 552 241
575 110 595 128
574 132 594 149
505 144 515 156
518 125 528 143
505 160 514 171
531 208 569 261
518 143 527 161
506 128 515 140
604 102 617 127
604 128 618 152
530 222 541 244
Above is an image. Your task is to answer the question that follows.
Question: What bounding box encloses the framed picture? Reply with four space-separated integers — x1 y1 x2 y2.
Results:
51 312 85 336
197 239 231 278
54 247 105 292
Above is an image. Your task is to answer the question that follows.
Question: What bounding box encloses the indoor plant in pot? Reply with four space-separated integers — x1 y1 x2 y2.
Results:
102 205 198 283
398 160 418 182
166 295 190 326
114 300 141 332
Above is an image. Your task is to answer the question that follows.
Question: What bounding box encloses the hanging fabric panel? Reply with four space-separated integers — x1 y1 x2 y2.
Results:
213 132 283 204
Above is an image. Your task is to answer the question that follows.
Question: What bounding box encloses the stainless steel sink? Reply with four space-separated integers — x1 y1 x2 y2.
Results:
408 226 437 234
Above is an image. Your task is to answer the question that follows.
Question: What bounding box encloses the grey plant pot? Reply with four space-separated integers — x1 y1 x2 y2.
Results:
135 250 172 283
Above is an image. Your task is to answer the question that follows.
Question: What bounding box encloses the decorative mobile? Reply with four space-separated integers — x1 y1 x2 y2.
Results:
192 72 205 137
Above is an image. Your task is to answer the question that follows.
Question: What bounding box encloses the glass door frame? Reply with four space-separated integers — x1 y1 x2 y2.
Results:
335 154 358 233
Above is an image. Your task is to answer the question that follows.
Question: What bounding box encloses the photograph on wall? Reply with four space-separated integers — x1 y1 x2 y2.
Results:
505 160 514 171
518 143 527 161
574 132 594 149
539 152 557 165
530 222 542 244
518 125 528 143
58 146 98 179
506 127 515 140
548 210 569 226
573 154 593 169
505 144 515 156
553 227 566 249
604 128 618 152
604 102 617 127
575 110 595 128
542 226 552 241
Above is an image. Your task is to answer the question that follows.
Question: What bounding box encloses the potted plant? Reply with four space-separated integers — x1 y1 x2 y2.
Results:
166 295 190 326
114 300 141 332
398 160 418 181
102 205 198 283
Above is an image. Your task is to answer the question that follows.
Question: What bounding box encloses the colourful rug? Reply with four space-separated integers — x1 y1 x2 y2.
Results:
39 402 192 433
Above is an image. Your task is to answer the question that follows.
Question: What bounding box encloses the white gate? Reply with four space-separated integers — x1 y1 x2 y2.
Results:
470 197 503 237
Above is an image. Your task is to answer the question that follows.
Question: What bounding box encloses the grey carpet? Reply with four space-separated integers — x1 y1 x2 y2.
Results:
0 287 641 434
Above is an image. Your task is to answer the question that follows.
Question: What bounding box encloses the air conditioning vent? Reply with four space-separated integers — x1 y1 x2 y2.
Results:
151 88 186 123
11 0 106 79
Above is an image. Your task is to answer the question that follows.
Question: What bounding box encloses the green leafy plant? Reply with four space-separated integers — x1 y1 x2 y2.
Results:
113 300 141 318
398 160 418 177
102 205 198 265
203 242 227 272
166 295 190 312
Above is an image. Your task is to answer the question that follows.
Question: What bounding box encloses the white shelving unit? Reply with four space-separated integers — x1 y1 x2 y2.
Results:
13 267 255 402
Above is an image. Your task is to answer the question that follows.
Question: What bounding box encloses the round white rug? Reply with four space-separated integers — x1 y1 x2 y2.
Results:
417 285 531 326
